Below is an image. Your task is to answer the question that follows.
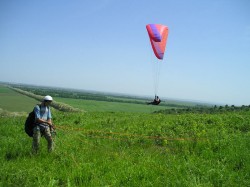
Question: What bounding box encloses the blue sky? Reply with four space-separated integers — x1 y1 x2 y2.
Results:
0 0 250 105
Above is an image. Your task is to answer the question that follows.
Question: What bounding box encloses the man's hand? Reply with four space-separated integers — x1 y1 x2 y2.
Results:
50 124 56 129
36 118 50 125
46 119 53 126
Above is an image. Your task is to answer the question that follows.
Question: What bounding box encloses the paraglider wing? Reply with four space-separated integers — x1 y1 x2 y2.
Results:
146 24 169 60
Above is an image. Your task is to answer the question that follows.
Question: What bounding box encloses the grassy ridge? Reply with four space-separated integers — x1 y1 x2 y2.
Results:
9 87 82 112
1 111 250 186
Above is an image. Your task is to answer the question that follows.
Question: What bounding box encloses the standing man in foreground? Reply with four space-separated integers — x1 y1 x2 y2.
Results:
33 95 55 153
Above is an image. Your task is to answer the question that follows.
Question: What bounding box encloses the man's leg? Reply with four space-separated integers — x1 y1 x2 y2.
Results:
32 126 41 154
44 127 54 152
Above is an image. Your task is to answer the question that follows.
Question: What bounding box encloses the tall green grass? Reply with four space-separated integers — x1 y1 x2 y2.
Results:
1 110 249 186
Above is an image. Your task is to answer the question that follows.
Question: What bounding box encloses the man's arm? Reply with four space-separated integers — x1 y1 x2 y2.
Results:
36 118 52 126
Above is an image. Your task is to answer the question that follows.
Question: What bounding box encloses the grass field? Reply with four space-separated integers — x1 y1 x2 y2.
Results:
54 97 169 113
1 110 250 186
0 85 169 113
0 85 250 186
0 85 38 112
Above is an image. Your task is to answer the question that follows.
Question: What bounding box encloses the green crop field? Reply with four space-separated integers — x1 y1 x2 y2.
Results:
0 85 170 113
0 85 38 112
54 97 168 113
0 85 250 186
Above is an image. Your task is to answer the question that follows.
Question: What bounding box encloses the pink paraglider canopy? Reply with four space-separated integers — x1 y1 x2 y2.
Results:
146 24 169 60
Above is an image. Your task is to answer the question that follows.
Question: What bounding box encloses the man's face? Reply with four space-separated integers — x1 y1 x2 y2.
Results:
45 101 52 106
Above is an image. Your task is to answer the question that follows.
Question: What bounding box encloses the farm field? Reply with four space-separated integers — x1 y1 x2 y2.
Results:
0 85 168 113
54 97 168 113
0 85 249 186
0 85 38 112
9 83 206 110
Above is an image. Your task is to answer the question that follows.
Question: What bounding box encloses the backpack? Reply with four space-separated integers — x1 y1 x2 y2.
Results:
25 105 41 137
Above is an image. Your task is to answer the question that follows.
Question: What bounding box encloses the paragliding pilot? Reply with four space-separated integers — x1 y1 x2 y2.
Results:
147 95 161 105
